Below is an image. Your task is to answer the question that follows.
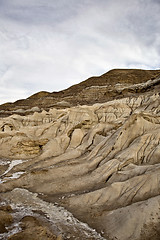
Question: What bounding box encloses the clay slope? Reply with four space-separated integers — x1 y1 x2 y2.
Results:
0 71 160 239
0 69 160 117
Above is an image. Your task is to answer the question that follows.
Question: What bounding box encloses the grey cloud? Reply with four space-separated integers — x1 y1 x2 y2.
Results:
0 0 95 26
0 0 160 104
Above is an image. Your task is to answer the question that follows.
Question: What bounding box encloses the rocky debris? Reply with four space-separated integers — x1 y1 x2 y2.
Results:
0 68 160 239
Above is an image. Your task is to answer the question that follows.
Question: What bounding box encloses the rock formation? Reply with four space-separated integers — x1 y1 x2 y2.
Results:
0 69 160 240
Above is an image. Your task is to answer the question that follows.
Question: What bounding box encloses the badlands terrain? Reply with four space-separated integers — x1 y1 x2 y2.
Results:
0 69 160 240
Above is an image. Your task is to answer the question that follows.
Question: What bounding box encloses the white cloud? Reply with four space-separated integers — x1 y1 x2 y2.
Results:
0 0 160 104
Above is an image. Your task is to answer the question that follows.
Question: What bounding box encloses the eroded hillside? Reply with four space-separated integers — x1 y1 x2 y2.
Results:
0 69 160 240
1 69 160 117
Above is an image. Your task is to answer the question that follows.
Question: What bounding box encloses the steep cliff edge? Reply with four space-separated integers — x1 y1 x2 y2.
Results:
0 69 160 240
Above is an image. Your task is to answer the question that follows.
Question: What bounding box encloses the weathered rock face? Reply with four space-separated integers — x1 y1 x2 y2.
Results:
0 69 160 240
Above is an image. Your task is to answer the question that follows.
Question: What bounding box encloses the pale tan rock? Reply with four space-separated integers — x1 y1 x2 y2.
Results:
68 128 84 149
41 134 70 159
95 195 160 240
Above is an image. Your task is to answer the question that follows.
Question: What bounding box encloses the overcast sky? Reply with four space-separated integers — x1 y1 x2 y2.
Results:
0 0 160 104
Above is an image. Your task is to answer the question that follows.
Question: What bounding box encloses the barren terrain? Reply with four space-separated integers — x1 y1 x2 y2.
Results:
0 69 160 240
